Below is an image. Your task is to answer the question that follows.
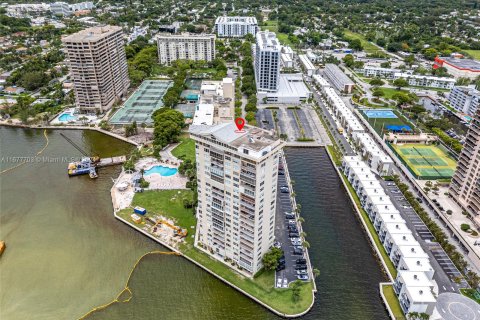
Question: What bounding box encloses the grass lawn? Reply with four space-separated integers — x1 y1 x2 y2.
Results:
460 288 480 304
382 284 406 320
465 50 480 60
343 30 383 55
376 87 406 99
171 133 196 163
183 246 314 315
118 189 196 244
341 174 398 278
361 108 416 136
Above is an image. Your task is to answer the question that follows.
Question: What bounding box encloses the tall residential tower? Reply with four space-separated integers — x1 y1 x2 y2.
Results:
62 26 130 113
450 109 480 215
157 33 216 65
254 31 281 93
189 123 284 276
214 16 258 38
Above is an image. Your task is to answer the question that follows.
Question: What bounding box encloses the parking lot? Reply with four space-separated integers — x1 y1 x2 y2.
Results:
274 158 310 288
380 180 468 292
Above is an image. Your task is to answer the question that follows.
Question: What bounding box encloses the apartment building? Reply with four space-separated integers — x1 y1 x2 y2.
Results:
254 31 281 92
298 54 316 76
352 132 394 176
214 16 258 37
157 33 216 65
393 73 455 89
323 64 355 93
449 86 479 116
189 123 285 276
394 271 436 315
193 78 235 124
361 66 400 79
51 2 94 16
450 108 480 216
62 26 130 113
321 86 364 135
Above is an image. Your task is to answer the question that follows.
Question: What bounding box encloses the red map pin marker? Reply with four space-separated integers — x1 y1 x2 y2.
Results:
235 117 245 132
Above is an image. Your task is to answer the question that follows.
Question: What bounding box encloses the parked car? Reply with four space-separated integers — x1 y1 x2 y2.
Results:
288 225 298 232
295 264 307 270
285 214 295 219
283 278 288 288
276 263 286 271
416 197 423 203
387 182 395 186
293 248 303 255
278 255 285 265
288 220 296 225
296 270 308 275
289 232 300 238
276 278 282 287
280 189 289 193
273 241 282 249
278 170 285 175
297 274 309 280
296 258 307 265
291 240 302 246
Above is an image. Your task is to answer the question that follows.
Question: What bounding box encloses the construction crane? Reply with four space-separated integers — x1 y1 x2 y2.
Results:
60 133 100 163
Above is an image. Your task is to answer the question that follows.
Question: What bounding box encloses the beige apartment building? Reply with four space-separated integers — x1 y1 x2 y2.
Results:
189 123 284 276
62 25 130 113
450 109 480 216
156 33 216 65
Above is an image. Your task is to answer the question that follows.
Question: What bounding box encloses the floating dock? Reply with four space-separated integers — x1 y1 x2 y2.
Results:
97 156 127 167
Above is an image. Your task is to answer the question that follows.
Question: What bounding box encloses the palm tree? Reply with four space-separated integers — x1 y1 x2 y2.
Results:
302 241 310 248
313 268 320 278
300 232 307 239
140 168 145 178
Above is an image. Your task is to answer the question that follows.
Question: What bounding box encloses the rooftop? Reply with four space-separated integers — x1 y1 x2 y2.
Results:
192 103 214 126
398 270 433 288
62 25 122 43
189 123 282 156
256 31 280 50
325 63 355 86
439 56 480 71
215 16 258 24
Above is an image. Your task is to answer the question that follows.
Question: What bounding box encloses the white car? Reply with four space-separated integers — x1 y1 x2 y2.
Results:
283 279 288 288
276 278 282 288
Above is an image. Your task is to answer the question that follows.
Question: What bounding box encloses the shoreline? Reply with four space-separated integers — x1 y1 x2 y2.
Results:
110 152 317 318
0 122 139 146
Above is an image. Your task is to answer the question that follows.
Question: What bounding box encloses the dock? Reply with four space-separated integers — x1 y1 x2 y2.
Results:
97 156 127 167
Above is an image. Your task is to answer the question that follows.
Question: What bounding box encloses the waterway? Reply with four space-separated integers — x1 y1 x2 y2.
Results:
0 127 388 319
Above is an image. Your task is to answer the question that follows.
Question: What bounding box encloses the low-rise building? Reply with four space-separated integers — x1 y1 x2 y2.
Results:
257 73 311 105
298 54 316 76
361 66 400 79
192 103 214 125
281 54 293 69
393 73 455 89
394 271 436 315
322 87 363 135
434 56 480 80
196 78 235 123
324 64 355 93
352 132 394 176
448 86 479 116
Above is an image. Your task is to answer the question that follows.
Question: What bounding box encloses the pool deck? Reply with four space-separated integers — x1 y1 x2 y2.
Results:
136 157 188 190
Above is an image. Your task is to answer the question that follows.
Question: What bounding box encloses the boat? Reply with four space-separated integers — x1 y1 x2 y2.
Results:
68 157 95 176
0 241 5 257
89 167 98 179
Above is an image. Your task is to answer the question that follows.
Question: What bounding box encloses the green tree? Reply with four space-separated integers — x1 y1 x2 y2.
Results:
262 247 283 270
291 280 303 302
369 78 385 86
393 78 409 89
15 95 35 123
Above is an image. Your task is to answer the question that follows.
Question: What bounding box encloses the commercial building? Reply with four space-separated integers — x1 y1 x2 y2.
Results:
51 2 94 16
281 54 293 69
393 73 455 89
189 123 285 276
434 56 480 80
254 31 281 93
257 73 311 105
352 132 394 176
62 26 130 113
450 108 480 217
323 64 355 93
157 33 216 65
361 66 400 79
448 86 479 116
214 16 258 37
195 78 235 124
298 54 316 76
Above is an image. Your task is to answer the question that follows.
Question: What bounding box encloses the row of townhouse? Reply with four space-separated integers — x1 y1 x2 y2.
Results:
351 132 394 176
343 156 437 316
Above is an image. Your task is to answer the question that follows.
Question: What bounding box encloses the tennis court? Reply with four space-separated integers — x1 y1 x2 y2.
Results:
390 143 457 180
109 80 173 125
363 109 398 119
362 109 415 135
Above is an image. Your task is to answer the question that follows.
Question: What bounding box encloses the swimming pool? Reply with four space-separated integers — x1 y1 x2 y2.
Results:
58 113 77 122
144 166 178 177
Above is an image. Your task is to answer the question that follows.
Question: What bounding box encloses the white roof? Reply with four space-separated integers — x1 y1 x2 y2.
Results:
405 285 436 303
398 270 433 288
256 31 280 50
353 132 393 163
362 186 387 198
215 16 258 24
394 72 456 83
274 74 311 98
313 74 330 87
299 54 315 70
401 257 434 274
384 221 412 235
378 213 404 224
374 204 400 215
397 245 429 259
367 195 393 207
192 103 214 126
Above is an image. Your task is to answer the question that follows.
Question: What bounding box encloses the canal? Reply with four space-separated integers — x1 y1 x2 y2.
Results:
0 127 388 319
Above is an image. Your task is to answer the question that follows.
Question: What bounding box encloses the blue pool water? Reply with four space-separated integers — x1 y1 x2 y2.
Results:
144 166 178 177
58 113 77 122
363 109 397 119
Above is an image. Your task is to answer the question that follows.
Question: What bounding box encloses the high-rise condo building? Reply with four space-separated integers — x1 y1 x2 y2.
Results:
62 26 130 114
189 123 285 276
254 31 280 93
449 86 480 116
214 16 258 37
157 33 216 65
450 109 480 215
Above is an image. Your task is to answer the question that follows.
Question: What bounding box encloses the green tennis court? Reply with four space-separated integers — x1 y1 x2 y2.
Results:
390 144 457 180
